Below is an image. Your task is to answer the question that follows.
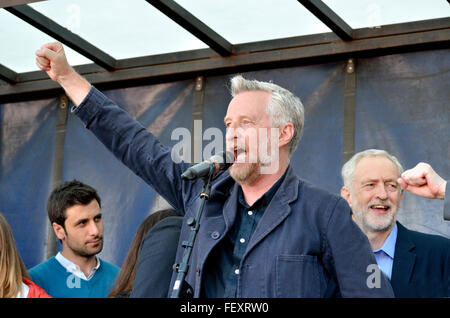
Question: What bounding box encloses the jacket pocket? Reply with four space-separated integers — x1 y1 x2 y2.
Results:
276 254 321 297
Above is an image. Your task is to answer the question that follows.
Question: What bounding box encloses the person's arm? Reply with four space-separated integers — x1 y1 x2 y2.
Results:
397 162 446 199
35 42 197 214
397 162 448 220
35 42 90 106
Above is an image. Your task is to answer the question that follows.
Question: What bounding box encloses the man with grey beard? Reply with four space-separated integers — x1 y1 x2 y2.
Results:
34 42 395 298
341 149 450 297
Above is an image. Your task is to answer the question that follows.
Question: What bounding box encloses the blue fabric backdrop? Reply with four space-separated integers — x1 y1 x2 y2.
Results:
0 49 448 269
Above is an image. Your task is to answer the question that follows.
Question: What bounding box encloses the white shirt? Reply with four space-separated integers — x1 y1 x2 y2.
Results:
15 282 29 298
55 252 100 281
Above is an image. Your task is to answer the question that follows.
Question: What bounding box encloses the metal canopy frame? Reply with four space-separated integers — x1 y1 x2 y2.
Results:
146 0 232 56
1 0 449 103
298 0 353 41
0 64 18 84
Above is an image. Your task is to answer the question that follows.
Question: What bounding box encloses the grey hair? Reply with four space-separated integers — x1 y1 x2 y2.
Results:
341 149 404 190
230 75 305 156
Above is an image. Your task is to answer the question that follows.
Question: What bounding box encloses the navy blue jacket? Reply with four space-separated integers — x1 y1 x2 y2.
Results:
445 181 450 221
73 86 394 298
391 222 450 297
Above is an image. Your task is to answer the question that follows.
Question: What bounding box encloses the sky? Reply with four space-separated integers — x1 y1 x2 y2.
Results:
0 0 449 73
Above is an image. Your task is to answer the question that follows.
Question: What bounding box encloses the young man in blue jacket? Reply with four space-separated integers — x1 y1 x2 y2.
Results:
34 42 394 298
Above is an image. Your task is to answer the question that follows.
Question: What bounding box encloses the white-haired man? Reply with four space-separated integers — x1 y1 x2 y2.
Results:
34 42 394 298
341 149 449 297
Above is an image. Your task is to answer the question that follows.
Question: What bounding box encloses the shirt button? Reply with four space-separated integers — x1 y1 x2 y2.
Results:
211 231 220 240
239 238 245 244
234 269 240 275
248 210 253 216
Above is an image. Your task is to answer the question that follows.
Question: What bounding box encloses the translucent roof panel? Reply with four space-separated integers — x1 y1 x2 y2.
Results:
174 0 331 44
2 0 449 74
29 0 208 60
323 0 450 29
0 8 92 73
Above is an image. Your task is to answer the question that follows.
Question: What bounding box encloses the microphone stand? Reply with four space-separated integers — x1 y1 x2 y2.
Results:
171 165 214 298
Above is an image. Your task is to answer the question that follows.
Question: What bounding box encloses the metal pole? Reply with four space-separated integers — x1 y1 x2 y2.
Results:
45 94 68 260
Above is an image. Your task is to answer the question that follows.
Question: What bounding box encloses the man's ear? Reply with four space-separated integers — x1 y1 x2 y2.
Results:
278 123 294 148
52 222 66 241
340 186 353 209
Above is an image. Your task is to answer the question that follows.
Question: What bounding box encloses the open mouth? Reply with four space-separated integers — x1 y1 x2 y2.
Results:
369 204 391 214
233 147 247 162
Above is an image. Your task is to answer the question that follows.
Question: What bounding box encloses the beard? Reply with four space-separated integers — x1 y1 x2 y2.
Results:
228 144 280 185
65 234 104 258
227 134 279 185
352 197 398 233
229 161 260 185
229 155 279 185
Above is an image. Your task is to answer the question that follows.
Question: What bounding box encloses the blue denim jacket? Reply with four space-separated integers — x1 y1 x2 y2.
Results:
73 86 394 298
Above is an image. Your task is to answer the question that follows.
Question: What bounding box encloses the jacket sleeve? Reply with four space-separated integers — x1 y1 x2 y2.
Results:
323 198 394 297
444 181 450 221
23 278 52 298
72 86 198 215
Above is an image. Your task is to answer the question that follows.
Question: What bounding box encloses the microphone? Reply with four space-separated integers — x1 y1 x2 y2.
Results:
181 151 234 181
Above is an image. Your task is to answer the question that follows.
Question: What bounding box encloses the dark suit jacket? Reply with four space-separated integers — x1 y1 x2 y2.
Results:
75 86 394 297
391 222 450 297
444 181 449 221
130 216 183 298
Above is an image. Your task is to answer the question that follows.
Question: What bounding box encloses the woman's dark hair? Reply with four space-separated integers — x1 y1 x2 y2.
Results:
108 208 180 298
47 180 101 228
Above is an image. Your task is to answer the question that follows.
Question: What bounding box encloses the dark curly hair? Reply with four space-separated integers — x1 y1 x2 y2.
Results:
47 179 101 229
